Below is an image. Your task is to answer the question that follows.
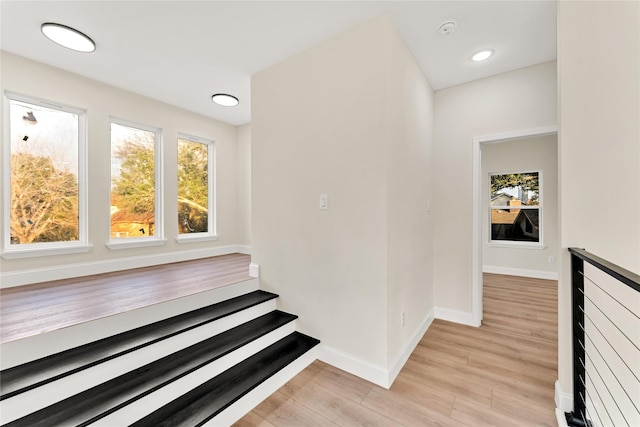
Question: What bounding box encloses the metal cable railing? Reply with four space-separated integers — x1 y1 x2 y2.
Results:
566 248 640 427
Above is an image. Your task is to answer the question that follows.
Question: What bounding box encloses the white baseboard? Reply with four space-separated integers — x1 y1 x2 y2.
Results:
0 244 252 288
236 245 252 255
318 344 389 389
555 380 573 413
249 262 260 278
387 308 434 387
556 408 569 427
319 309 435 390
434 306 478 326
483 265 558 280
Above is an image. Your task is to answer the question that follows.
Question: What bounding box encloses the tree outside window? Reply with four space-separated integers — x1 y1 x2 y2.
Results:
177 137 211 234
490 172 541 243
7 98 81 246
110 121 158 239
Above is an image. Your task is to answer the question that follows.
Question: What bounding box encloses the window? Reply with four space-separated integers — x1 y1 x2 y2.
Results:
177 135 215 241
110 119 163 245
489 171 541 244
3 93 88 257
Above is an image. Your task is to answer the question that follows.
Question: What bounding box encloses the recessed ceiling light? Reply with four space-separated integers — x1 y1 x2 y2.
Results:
471 49 494 62
211 94 239 107
41 23 95 52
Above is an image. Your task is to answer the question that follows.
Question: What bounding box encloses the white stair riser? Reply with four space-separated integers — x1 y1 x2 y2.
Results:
92 321 297 426
0 278 260 370
208 345 318 426
0 300 276 424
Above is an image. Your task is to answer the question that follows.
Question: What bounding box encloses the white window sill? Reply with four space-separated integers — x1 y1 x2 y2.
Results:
2 243 93 259
176 234 219 244
106 238 167 250
488 241 546 250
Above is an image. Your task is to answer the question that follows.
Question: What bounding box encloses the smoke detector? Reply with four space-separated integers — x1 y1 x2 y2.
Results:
438 20 458 36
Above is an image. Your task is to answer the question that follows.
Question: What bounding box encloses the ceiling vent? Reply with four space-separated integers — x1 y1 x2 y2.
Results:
438 20 458 36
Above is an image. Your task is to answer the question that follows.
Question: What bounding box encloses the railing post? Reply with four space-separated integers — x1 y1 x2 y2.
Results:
566 252 589 427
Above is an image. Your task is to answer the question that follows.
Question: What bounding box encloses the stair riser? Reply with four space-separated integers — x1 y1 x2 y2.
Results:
0 278 260 370
92 321 297 426
209 344 319 426
0 299 276 424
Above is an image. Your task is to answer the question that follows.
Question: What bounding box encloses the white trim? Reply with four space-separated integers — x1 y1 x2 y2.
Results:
1 243 93 259
106 238 167 250
488 169 544 247
434 306 479 327
177 133 216 238
175 234 219 244
472 125 558 327
236 245 251 255
249 262 260 277
483 265 558 280
109 117 164 244
487 241 546 250
555 380 574 413
0 244 250 288
2 91 89 257
387 308 434 386
556 409 569 427
318 344 389 389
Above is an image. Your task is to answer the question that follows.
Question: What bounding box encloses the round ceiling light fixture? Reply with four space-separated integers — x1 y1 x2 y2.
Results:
471 49 494 62
41 23 95 52
211 93 239 107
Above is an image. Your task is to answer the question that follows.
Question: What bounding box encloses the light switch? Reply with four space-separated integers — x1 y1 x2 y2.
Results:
319 194 328 210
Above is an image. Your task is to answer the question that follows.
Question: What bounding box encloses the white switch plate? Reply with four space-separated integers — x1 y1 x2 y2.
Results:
319 194 328 210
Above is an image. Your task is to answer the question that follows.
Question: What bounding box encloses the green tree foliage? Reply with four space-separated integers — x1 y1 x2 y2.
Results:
10 153 78 244
491 172 539 203
111 136 155 218
178 140 208 233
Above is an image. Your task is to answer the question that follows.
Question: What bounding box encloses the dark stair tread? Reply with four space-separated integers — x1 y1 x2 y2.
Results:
131 332 320 427
0 290 277 400
4 311 297 427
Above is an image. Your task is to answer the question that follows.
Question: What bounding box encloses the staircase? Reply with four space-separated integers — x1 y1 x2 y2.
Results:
0 286 319 426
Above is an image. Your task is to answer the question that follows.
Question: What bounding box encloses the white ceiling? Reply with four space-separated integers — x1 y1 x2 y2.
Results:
0 1 557 126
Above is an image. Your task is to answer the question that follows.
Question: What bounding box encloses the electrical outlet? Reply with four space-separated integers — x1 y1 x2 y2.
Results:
401 312 406 328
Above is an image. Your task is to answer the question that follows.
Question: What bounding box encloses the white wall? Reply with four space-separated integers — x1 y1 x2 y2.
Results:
251 14 434 386
557 0 640 411
0 52 247 285
383 17 435 374
482 134 558 279
433 61 557 315
236 124 252 247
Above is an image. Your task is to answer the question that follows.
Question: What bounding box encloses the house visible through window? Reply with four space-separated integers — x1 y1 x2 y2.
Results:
110 120 160 239
490 171 541 244
5 94 86 252
177 136 214 236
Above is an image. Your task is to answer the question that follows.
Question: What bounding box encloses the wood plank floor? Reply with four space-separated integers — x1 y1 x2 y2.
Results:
0 253 251 343
235 273 558 427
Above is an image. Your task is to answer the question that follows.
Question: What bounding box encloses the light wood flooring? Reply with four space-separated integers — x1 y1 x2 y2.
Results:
0 253 252 343
234 273 558 427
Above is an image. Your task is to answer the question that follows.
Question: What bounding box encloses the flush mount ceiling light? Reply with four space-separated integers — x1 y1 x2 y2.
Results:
41 23 95 52
211 94 239 107
471 49 494 62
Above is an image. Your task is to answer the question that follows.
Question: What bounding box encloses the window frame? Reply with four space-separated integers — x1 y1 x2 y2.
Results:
488 169 544 249
106 117 165 250
2 91 91 259
175 133 217 243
